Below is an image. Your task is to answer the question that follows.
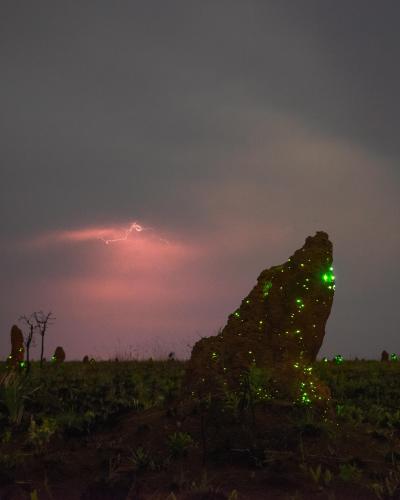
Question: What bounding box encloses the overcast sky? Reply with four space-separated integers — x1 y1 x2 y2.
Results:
1 1 399 360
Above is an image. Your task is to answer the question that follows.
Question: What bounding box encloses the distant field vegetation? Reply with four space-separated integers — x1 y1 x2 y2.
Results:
1 359 400 437
1 359 400 499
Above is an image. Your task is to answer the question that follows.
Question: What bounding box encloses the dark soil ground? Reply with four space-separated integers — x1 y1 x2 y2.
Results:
1 399 399 499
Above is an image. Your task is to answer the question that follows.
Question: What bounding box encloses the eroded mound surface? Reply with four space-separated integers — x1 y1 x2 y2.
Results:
185 231 335 404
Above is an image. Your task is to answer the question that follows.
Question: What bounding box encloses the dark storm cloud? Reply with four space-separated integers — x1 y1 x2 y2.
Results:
1 1 399 359
2 1 400 234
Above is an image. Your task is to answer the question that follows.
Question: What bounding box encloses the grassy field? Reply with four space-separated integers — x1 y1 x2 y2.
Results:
1 359 400 499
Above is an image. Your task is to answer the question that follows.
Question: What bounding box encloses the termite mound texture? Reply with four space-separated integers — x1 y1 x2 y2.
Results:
185 231 335 402
7 325 24 367
53 346 66 363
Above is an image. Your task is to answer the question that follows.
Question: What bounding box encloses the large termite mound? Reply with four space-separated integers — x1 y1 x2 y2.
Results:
185 231 335 405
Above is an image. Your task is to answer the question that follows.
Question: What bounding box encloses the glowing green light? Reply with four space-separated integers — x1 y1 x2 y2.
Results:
263 281 273 297
334 354 344 364
300 392 311 405
293 362 299 368
322 269 335 285
234 311 240 318
245 299 250 304
211 352 218 360
390 353 398 361
322 357 328 362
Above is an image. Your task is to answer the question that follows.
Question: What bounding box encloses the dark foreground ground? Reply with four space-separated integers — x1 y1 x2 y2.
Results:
1 360 400 499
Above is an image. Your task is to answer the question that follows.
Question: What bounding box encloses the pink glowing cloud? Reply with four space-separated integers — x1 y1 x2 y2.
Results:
4 220 226 358
32 220 169 247
23 219 206 302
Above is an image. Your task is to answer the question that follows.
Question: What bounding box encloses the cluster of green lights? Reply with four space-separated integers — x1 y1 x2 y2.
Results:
300 391 311 405
254 386 272 401
19 361 26 368
322 266 335 290
211 351 218 360
297 365 323 406
263 281 272 298
391 353 398 361
334 354 344 364
221 256 334 408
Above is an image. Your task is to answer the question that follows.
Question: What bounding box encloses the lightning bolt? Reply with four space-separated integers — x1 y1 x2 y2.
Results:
99 222 145 245
98 222 170 246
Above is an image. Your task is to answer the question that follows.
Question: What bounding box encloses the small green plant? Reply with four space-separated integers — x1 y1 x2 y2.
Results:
338 463 362 483
223 390 241 417
301 463 333 489
0 371 40 426
247 365 274 402
55 408 96 435
370 466 400 499
28 416 57 452
107 453 122 482
167 431 195 490
166 431 194 460
128 446 156 472
336 403 364 426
